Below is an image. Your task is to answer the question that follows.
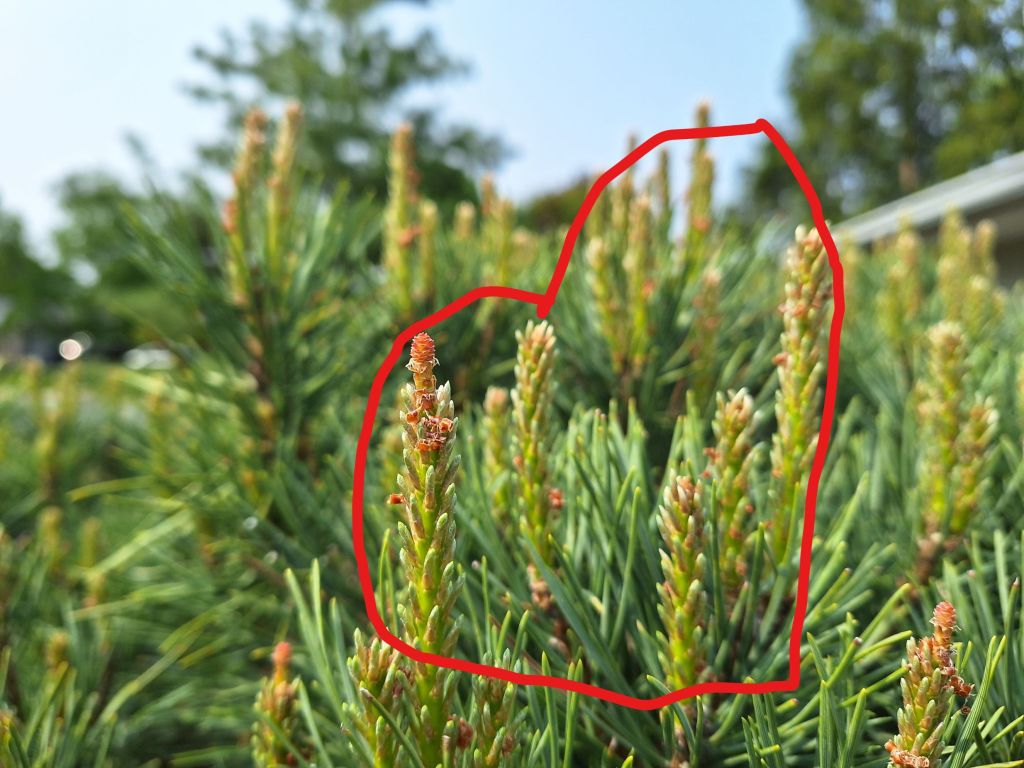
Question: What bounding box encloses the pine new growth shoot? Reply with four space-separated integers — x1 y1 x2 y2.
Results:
481 175 514 286
769 226 830 561
624 193 654 377
347 631 405 767
936 213 1004 343
916 322 965 542
914 321 997 576
385 123 419 318
610 135 638 252
885 602 973 768
469 653 520 767
879 224 922 355
252 642 301 767
709 389 757 597
652 147 672 242
914 321 1000 576
267 101 302 268
453 201 476 242
483 386 512 525
683 100 714 273
656 476 708 692
417 199 439 307
511 321 560 563
393 332 464 767
586 236 626 375
223 108 269 289
689 267 722 407
951 396 998 534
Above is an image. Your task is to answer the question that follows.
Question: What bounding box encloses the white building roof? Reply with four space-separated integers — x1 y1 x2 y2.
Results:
837 150 1024 244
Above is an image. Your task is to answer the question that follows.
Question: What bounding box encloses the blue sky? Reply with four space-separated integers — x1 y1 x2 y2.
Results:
0 1 802 250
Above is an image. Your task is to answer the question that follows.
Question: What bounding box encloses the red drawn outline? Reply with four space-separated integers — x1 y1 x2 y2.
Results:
352 118 845 710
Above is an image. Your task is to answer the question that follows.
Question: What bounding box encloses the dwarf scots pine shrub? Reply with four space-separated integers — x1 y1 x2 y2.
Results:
11 101 1024 768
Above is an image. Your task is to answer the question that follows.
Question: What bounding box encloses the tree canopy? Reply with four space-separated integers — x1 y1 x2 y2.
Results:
750 0 1024 218
188 0 505 207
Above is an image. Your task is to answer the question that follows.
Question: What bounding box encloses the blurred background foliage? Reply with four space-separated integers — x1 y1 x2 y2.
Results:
5 0 1022 355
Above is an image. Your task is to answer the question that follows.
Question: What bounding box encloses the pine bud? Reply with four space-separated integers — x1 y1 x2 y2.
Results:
484 197 514 286
973 219 997 280
233 108 269 198
610 135 638 251
936 213 1003 338
224 108 269 278
38 506 64 576
45 629 69 677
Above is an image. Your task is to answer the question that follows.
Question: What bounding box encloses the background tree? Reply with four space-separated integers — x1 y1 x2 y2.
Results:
517 174 590 233
39 0 504 355
50 172 201 354
188 0 505 209
748 0 1024 219
0 199 75 350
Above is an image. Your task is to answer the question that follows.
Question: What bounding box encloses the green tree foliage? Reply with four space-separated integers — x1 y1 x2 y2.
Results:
45 0 503 354
518 175 591 233
0 200 74 343
189 0 505 208
50 173 198 352
749 0 1024 218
